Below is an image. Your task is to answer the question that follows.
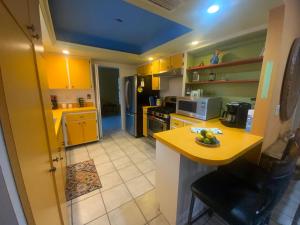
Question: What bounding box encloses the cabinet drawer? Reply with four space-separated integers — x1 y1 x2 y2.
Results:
65 111 96 122
170 119 184 128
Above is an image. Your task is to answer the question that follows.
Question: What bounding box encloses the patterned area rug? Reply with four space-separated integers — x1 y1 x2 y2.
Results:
66 159 101 201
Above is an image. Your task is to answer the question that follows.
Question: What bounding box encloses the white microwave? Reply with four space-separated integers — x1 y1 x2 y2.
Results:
176 97 222 120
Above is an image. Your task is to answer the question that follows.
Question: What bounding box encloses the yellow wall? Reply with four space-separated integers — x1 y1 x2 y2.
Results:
252 0 300 150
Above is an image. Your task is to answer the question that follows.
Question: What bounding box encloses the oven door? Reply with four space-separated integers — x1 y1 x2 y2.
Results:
147 115 168 139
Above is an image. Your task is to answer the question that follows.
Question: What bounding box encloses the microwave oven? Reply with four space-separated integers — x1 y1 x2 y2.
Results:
176 97 222 120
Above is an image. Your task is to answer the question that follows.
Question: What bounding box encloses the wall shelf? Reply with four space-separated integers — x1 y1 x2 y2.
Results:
186 80 259 85
187 57 263 71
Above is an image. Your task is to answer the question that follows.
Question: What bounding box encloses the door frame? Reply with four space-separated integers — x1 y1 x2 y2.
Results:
94 64 121 138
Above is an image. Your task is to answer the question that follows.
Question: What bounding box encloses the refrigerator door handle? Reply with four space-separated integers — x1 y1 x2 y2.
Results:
125 80 129 110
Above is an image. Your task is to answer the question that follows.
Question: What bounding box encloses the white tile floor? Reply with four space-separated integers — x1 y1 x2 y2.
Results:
66 131 300 225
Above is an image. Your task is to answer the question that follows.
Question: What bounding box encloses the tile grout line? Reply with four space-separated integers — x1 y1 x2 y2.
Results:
104 134 155 225
68 133 162 225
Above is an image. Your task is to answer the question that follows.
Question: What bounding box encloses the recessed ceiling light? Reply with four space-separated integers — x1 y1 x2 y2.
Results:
207 4 220 14
148 57 154 61
191 41 199 46
62 50 69 55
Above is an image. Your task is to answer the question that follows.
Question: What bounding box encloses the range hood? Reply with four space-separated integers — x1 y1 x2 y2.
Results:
153 68 183 78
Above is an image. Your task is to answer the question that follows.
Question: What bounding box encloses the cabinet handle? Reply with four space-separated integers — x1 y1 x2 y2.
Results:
49 167 57 173
60 157 64 160
52 157 59 162
26 24 35 31
31 34 40 40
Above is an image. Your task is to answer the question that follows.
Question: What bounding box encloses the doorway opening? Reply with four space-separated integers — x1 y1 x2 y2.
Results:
98 67 121 136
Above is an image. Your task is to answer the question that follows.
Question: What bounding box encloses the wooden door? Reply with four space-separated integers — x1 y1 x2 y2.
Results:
82 119 98 143
45 54 69 89
0 2 62 225
68 57 92 89
170 53 184 69
66 121 84 146
159 57 171 72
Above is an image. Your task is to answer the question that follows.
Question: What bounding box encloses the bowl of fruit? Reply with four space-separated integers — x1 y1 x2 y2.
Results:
195 130 220 147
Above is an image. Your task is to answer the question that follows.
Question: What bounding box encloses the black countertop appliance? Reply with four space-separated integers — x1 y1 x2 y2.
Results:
220 102 251 128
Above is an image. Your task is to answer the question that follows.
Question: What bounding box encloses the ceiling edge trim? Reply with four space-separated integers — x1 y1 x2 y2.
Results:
39 0 57 45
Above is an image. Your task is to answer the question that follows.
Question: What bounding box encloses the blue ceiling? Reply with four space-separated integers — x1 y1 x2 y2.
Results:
48 0 192 54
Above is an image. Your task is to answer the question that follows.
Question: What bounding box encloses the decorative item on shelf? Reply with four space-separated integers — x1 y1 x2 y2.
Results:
220 74 227 81
210 49 223 64
192 71 200 82
87 93 92 100
191 89 204 97
199 61 204 66
78 97 85 107
208 72 216 81
50 95 58 109
68 103 73 109
186 86 191 96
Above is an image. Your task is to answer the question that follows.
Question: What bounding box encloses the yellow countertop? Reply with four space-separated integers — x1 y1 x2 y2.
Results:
154 118 263 166
52 107 96 135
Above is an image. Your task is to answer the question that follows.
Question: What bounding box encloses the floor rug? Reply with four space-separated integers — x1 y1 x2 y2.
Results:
66 159 101 201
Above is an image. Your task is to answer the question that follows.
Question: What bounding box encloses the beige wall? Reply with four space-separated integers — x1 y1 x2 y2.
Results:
252 0 300 150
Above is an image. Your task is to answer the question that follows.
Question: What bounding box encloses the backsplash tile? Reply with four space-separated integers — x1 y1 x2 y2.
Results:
49 89 95 106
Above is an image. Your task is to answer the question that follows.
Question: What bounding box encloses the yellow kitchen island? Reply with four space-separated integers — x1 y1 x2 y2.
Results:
154 119 263 225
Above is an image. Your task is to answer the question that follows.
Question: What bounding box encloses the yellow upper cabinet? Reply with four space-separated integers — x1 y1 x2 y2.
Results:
144 63 152 75
45 54 92 89
170 53 184 69
152 60 160 74
137 65 145 75
159 57 171 72
68 57 92 89
45 54 69 89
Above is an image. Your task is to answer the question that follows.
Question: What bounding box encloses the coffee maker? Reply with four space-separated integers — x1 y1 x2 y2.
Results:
220 102 251 128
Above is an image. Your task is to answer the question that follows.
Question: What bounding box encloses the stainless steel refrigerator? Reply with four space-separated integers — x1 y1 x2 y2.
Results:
125 75 159 137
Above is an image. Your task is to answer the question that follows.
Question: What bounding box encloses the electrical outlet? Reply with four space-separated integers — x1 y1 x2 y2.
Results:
275 104 280 116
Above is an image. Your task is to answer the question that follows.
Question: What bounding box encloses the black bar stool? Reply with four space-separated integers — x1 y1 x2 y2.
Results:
187 130 300 225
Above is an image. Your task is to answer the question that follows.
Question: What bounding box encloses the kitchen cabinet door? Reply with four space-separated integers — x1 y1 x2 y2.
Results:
0 3 62 224
159 57 171 72
2 0 41 40
82 119 98 143
143 115 148 136
170 53 184 69
52 151 68 225
170 118 184 129
66 121 84 146
68 57 92 89
152 60 160 74
45 54 69 89
144 63 152 75
152 76 160 90
137 65 144 75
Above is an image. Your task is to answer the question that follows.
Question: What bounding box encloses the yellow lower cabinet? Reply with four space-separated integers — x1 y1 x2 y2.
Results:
82 119 98 142
143 115 148 136
64 111 98 146
66 121 84 146
170 118 184 129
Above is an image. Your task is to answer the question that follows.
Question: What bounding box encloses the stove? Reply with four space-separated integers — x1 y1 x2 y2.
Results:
147 106 175 119
147 96 177 141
